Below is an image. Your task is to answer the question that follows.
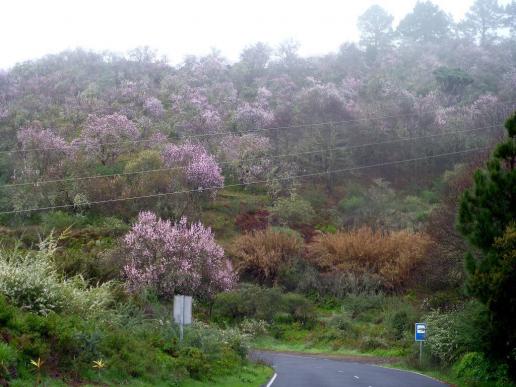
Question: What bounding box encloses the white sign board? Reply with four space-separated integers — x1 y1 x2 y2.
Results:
173 295 192 325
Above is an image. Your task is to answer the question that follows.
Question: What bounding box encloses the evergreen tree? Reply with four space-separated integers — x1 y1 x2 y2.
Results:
462 0 504 45
357 5 394 57
397 1 451 44
458 112 516 377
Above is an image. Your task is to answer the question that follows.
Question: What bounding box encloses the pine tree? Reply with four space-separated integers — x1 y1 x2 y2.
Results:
458 111 516 377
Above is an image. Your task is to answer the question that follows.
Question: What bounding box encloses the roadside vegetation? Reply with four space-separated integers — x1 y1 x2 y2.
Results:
0 0 515 385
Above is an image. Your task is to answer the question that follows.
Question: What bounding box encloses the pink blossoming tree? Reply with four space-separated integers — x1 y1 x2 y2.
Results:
16 126 72 179
162 142 224 193
220 134 271 183
73 113 140 165
123 211 235 300
144 96 165 119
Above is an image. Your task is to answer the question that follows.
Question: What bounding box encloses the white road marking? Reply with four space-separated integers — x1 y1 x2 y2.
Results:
266 373 277 387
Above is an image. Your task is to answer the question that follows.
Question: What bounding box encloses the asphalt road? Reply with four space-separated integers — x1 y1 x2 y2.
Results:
253 351 447 387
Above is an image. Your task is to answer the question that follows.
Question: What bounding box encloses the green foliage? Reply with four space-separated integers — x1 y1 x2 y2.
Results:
212 284 316 326
453 352 511 386
338 195 365 212
337 180 435 230
458 112 516 252
458 112 516 376
40 211 89 231
341 293 386 322
0 234 113 315
0 293 253 385
270 193 315 226
433 67 473 94
0 342 17 380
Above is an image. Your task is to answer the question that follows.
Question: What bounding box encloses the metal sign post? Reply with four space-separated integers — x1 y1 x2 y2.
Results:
174 295 192 342
415 322 427 365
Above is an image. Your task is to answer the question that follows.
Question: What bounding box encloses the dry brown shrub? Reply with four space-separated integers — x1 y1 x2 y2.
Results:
230 229 303 285
307 227 432 291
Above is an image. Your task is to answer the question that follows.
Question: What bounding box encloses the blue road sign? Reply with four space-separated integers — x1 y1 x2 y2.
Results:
415 322 426 341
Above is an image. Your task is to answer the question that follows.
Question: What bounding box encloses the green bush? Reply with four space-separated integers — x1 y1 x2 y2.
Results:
338 195 365 212
0 234 113 315
0 293 251 384
326 313 358 339
212 285 316 326
453 352 511 386
0 342 17 379
40 211 88 231
387 310 411 341
282 293 316 326
341 293 386 322
270 194 315 226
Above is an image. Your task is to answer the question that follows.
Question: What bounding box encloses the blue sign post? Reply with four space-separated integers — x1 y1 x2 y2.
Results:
415 323 426 364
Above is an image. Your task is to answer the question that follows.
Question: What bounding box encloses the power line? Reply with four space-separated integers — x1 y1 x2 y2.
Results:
0 124 498 189
1 99 514 155
0 146 487 215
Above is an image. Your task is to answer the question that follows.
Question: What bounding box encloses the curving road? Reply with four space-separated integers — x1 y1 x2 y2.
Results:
253 351 447 387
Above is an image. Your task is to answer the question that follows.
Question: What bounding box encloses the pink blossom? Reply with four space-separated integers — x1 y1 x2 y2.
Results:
16 126 73 179
162 142 224 192
123 211 235 299
144 96 164 118
171 87 223 134
234 102 274 131
73 113 140 164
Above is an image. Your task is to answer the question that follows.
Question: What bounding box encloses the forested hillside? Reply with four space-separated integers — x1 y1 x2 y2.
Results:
0 1 515 386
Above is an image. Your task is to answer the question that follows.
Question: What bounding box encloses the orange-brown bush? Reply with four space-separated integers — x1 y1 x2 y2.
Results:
230 229 303 285
307 227 432 291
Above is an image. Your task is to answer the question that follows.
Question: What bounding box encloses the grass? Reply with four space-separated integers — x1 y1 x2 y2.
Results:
253 336 404 358
9 364 274 387
385 362 460 386
180 364 274 387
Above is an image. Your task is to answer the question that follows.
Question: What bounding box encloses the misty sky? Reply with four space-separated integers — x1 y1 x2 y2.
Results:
0 0 509 69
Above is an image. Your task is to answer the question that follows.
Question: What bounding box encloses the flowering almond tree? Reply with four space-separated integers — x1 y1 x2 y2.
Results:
123 211 235 300
16 126 72 179
162 142 224 192
143 96 164 119
73 113 140 165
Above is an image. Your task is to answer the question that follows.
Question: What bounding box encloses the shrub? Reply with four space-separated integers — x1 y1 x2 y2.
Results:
453 352 511 386
307 227 431 291
0 342 17 379
338 195 365 212
359 336 389 351
0 234 113 315
40 211 88 231
387 310 411 341
317 272 384 297
282 293 316 326
270 194 315 226
239 319 269 337
342 293 386 321
212 284 316 326
425 301 489 366
327 313 357 338
235 210 270 233
230 229 303 285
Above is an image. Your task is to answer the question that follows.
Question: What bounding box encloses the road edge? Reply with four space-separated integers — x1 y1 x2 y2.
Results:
264 372 277 387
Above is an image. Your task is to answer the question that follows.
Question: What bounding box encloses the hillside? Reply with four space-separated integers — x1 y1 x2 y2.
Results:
0 1 516 386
